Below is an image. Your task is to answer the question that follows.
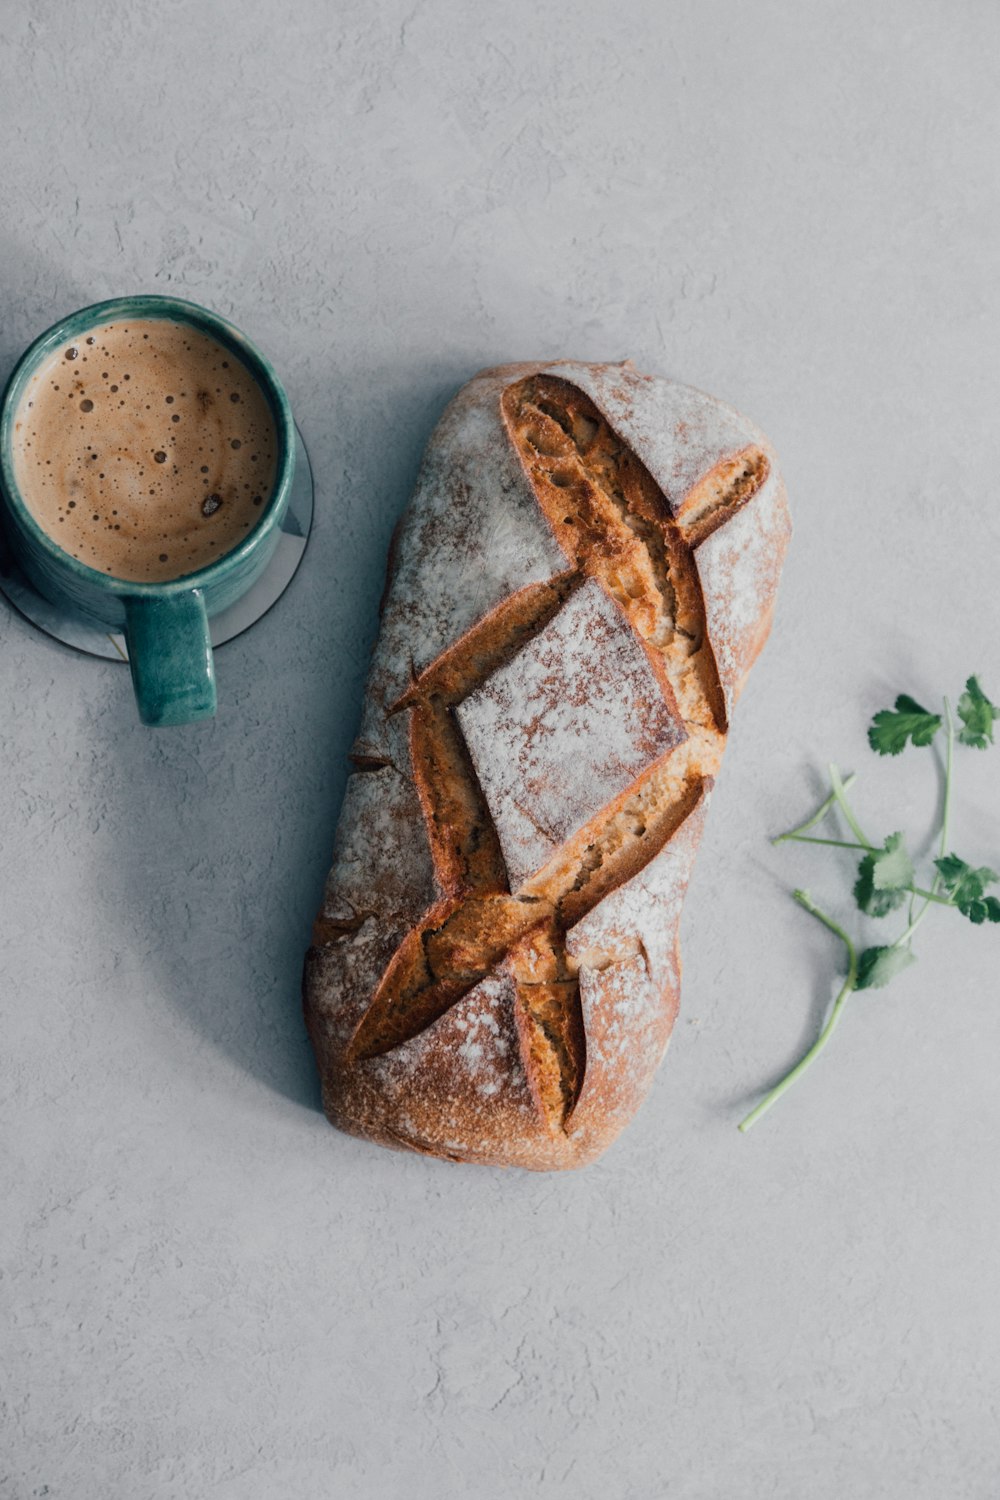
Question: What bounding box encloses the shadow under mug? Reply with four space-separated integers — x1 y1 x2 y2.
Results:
0 295 295 726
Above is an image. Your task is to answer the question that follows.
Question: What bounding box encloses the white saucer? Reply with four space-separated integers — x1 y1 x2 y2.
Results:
0 425 313 660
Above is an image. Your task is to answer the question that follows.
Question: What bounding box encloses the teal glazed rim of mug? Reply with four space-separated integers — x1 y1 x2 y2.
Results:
0 294 295 604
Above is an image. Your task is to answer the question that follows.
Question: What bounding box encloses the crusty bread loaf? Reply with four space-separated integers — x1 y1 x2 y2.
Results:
303 360 790 1170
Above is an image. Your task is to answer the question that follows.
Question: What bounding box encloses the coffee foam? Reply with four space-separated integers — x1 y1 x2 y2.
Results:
11 318 279 583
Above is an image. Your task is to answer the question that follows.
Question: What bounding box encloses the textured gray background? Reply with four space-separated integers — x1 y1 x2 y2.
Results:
2 2 999 1496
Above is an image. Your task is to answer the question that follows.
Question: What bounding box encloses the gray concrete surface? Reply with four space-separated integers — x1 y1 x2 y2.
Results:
2 2 999 1496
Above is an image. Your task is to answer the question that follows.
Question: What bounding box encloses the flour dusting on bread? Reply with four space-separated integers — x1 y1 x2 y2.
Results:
304 359 790 1170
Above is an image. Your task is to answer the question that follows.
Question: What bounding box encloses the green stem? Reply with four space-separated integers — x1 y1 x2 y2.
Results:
738 891 858 1133
829 763 875 849
890 909 930 950
940 698 954 859
778 833 870 851
772 773 858 843
888 699 955 953
909 886 954 907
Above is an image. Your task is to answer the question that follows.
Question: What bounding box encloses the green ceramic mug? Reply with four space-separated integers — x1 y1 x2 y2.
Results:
0 295 295 726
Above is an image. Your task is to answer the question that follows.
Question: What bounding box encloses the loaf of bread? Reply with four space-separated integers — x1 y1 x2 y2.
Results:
303 360 790 1169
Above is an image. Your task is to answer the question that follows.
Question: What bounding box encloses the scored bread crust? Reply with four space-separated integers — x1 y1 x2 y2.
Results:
303 359 790 1170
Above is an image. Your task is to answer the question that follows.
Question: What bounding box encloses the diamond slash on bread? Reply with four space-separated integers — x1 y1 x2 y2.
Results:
303 360 791 1170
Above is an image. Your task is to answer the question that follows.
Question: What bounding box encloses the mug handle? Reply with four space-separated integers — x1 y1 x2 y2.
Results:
124 590 217 727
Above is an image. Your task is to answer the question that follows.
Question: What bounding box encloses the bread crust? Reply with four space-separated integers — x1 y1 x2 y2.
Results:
303 360 790 1169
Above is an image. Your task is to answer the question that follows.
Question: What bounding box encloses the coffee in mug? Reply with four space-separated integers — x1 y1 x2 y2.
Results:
10 318 278 583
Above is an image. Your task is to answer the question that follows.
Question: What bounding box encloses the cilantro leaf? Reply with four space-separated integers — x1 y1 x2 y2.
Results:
853 832 914 917
934 853 1000 923
868 695 942 756
856 944 917 990
957 676 999 749
935 852 978 889
966 898 1000 925
854 867 907 918
871 831 914 890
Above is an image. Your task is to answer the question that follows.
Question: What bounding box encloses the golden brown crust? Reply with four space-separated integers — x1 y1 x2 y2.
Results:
303 359 790 1169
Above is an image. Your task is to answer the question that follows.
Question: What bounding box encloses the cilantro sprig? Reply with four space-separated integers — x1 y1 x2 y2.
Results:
739 676 1000 1133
